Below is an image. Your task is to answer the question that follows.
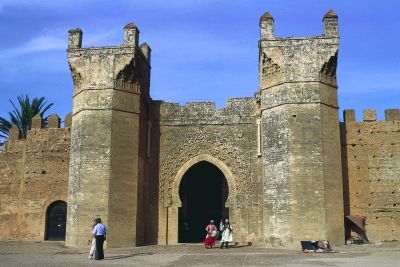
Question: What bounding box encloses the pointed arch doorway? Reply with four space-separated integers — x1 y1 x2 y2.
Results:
178 161 229 243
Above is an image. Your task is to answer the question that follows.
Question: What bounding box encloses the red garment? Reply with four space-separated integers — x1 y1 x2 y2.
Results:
204 224 217 247
204 235 216 247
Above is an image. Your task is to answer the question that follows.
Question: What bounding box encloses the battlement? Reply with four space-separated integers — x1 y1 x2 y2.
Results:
68 23 139 48
258 10 340 106
259 9 338 40
5 113 71 152
67 23 150 65
67 23 152 105
343 109 400 123
157 97 258 125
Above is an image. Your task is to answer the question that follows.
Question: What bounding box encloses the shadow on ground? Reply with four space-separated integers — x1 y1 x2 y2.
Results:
104 252 153 260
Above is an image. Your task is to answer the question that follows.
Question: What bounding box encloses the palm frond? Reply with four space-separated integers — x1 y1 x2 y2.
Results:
1 94 54 140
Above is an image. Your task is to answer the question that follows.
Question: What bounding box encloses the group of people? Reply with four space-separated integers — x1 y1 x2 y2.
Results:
87 217 232 261
204 219 234 249
88 218 107 260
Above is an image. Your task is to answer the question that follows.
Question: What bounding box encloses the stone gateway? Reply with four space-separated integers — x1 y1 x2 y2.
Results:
0 11 399 249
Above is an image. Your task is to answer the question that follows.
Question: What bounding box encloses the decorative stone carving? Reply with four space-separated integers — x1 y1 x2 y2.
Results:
68 63 82 91
320 50 338 86
115 58 140 93
159 130 252 208
260 53 283 89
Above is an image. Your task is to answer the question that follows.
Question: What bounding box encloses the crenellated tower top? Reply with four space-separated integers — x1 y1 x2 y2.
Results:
67 23 152 101
258 10 340 111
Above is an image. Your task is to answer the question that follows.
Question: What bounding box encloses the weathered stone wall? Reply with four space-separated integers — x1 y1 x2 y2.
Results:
1 12 399 249
0 134 24 240
0 114 70 241
155 98 264 244
66 24 154 248
341 109 400 242
259 11 344 247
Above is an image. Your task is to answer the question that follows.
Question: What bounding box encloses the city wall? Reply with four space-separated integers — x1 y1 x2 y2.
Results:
341 109 400 241
0 114 71 241
0 11 399 248
154 98 265 244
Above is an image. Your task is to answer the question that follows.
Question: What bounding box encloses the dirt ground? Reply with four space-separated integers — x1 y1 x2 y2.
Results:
0 241 399 267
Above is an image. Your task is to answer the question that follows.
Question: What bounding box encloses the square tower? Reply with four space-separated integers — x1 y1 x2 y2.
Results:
259 10 344 247
66 24 152 248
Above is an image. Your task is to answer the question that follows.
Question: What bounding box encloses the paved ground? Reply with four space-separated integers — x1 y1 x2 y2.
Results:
0 241 400 266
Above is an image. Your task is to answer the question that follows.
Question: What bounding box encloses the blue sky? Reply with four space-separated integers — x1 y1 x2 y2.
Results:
0 0 399 122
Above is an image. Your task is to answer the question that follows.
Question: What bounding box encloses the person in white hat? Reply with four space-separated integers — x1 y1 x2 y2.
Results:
220 219 234 249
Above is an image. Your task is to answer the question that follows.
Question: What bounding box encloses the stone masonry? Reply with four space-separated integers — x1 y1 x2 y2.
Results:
0 114 71 241
66 24 152 248
342 109 400 241
0 10 398 248
259 10 344 247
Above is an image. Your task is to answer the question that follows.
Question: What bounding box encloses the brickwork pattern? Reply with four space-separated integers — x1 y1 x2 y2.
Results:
0 114 70 241
0 11 398 249
342 109 400 241
66 23 152 248
155 98 263 244
259 10 344 248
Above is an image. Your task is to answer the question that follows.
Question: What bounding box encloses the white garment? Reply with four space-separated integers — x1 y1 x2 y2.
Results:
220 224 234 243
89 238 96 259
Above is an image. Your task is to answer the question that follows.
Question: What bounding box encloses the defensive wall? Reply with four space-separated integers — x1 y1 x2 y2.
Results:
0 114 71 241
0 10 399 248
341 109 400 242
154 98 264 244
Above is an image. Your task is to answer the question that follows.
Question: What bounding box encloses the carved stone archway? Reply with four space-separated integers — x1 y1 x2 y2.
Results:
171 154 237 208
158 131 251 245
159 131 251 208
164 154 237 245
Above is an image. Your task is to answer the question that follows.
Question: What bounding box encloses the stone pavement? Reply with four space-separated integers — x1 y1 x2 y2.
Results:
1 241 400 267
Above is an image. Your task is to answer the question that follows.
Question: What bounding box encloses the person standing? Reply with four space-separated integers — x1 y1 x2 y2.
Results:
204 220 218 249
220 219 233 249
88 219 97 260
92 218 107 260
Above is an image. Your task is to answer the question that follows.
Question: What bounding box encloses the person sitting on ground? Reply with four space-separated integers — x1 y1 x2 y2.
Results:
317 240 332 252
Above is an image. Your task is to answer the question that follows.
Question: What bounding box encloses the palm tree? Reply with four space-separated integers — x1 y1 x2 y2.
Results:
0 95 53 144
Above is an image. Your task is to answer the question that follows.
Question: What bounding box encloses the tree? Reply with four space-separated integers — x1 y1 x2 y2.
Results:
0 95 53 144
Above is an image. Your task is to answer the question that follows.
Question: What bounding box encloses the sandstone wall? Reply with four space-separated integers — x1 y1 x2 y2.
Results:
155 98 264 244
66 24 155 248
341 109 400 241
0 114 71 241
259 10 344 248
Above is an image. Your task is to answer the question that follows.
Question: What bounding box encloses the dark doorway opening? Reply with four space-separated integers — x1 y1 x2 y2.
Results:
45 201 67 241
178 161 229 243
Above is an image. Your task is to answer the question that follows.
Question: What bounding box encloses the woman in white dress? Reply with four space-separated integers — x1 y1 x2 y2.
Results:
88 219 97 260
220 219 233 249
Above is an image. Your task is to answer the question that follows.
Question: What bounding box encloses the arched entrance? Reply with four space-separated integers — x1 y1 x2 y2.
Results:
178 161 229 243
45 201 67 241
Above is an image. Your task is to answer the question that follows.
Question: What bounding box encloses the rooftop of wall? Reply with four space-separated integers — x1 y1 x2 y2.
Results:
67 23 151 65
259 9 339 40
343 109 400 123
6 113 71 143
155 97 258 125
2 113 71 154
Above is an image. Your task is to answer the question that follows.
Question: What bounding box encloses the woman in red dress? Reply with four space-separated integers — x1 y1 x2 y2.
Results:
204 220 218 249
